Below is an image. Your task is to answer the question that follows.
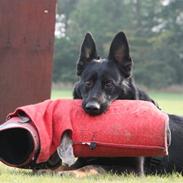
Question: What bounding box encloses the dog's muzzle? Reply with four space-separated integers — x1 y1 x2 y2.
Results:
84 101 101 115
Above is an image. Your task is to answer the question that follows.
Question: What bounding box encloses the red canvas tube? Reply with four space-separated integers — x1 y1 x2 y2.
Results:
72 100 169 157
5 99 169 164
0 116 39 168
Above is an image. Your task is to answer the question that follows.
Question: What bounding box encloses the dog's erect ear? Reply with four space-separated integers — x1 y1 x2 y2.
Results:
77 33 97 76
108 32 133 78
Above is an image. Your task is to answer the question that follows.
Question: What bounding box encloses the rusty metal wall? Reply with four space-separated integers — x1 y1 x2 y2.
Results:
0 0 56 121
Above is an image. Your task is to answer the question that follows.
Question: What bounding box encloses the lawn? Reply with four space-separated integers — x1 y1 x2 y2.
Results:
51 89 183 115
0 89 183 182
1 164 183 183
149 91 183 115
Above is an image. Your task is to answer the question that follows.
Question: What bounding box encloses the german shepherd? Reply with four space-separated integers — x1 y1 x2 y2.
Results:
70 32 183 176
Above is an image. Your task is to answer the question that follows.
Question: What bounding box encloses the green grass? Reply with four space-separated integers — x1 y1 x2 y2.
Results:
51 89 183 115
51 89 73 99
1 163 183 183
1 89 183 182
149 91 183 115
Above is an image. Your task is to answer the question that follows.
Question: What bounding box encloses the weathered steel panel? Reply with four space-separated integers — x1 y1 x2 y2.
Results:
0 0 56 121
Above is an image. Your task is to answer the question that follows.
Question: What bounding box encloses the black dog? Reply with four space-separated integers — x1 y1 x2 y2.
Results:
73 32 183 175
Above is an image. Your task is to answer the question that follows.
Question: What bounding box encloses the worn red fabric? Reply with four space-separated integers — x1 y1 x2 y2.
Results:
8 99 169 163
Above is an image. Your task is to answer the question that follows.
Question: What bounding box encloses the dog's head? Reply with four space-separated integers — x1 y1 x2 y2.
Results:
74 32 133 115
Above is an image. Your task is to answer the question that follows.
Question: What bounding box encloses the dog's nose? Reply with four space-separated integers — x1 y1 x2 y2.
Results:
85 101 100 114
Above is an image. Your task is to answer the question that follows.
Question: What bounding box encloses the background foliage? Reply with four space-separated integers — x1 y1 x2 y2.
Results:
53 0 183 88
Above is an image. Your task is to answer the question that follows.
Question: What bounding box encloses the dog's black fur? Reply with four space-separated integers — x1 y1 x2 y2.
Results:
72 32 183 175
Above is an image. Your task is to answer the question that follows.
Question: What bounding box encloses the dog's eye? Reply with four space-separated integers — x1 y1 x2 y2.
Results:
104 81 113 89
85 80 93 88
